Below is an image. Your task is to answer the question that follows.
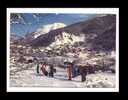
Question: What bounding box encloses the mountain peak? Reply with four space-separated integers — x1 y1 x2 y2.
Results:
34 23 66 38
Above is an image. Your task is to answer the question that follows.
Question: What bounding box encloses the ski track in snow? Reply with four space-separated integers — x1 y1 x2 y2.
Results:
10 66 115 88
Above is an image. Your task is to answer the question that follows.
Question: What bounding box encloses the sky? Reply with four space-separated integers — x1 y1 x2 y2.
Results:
10 14 97 37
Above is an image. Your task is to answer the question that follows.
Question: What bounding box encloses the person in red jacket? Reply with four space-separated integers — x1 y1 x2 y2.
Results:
67 62 72 80
41 62 48 76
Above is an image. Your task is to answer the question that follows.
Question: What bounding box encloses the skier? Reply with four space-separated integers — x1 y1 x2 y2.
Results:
64 62 67 70
41 62 48 76
48 65 55 77
36 63 40 74
64 60 68 69
72 64 79 78
79 66 87 82
67 62 72 80
45 64 50 76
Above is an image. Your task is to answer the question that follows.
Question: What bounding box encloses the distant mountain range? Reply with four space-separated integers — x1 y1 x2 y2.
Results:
12 15 116 52
29 15 116 52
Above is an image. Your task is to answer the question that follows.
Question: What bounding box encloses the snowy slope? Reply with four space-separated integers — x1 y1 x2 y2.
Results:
10 65 115 88
49 32 85 48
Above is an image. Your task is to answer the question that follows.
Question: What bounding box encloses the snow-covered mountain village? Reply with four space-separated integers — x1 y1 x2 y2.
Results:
8 11 118 90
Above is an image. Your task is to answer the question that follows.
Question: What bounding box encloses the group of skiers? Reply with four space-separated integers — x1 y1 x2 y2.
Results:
36 62 56 77
64 61 87 82
36 61 87 82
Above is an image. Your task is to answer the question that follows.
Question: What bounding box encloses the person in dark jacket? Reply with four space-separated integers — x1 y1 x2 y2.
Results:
48 65 55 77
36 63 40 74
72 64 79 78
79 66 87 82
64 61 68 69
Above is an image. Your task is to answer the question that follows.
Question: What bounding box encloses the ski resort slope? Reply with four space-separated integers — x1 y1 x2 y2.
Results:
10 66 115 88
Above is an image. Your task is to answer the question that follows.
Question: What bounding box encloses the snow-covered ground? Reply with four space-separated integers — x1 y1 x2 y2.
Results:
10 65 115 88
